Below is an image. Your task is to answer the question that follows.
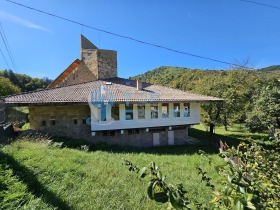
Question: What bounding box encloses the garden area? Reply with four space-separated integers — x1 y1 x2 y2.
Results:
0 124 279 209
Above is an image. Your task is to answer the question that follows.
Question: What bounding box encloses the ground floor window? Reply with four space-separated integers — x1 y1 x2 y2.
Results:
103 131 115 136
128 129 140 135
50 119 56 126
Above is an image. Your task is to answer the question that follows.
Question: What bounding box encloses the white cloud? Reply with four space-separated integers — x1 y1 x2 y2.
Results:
0 11 50 32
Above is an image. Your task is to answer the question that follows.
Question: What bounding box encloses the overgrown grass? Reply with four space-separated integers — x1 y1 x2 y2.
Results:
0 139 223 209
0 124 269 209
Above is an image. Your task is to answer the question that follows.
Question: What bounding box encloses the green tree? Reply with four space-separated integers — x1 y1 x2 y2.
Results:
246 79 280 139
0 69 52 92
0 76 20 96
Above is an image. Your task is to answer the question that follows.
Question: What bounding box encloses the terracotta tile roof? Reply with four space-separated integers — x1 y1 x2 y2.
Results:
4 77 223 105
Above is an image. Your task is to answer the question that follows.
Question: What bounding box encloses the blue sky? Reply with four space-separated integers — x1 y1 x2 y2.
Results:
0 0 279 79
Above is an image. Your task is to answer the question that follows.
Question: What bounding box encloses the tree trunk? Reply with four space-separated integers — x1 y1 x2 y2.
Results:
209 123 215 145
209 123 214 135
223 115 228 131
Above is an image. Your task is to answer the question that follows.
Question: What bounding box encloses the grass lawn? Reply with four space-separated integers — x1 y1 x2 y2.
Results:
0 124 269 209
189 124 268 146
0 139 223 210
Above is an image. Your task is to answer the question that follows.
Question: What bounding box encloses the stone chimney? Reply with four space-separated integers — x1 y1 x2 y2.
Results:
137 80 142 90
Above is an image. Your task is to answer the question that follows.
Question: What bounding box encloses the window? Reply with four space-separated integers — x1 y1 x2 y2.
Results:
103 131 115 136
128 129 140 135
73 73 75 80
149 127 166 132
50 119 55 126
100 105 106 121
162 103 169 118
173 103 180 117
125 104 133 120
74 119 78 125
151 104 158 119
138 104 145 119
82 119 87 124
184 103 190 117
111 104 120 120
173 125 186 130
42 120 46 126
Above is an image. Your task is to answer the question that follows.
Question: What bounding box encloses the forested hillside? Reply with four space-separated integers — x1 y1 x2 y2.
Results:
131 66 280 91
0 70 52 96
132 66 280 136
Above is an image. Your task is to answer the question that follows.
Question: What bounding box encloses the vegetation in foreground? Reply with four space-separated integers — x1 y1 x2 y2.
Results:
124 141 280 209
0 138 222 209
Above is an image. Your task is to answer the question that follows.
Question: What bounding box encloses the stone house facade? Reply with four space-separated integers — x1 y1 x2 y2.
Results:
4 35 223 147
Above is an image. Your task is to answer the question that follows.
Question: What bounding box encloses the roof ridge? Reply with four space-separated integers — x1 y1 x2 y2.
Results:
4 77 138 99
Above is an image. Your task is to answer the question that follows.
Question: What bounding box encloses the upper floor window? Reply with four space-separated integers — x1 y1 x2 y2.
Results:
151 104 158 119
125 104 133 120
101 107 106 121
111 104 120 120
162 103 169 118
184 103 190 117
174 103 180 118
138 104 145 119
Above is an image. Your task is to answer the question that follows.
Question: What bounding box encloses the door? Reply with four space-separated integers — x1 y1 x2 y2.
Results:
153 133 160 146
168 131 174 145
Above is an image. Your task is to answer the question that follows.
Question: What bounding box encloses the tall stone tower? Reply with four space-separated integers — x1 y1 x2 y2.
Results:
80 35 117 79
48 35 118 88
80 34 98 60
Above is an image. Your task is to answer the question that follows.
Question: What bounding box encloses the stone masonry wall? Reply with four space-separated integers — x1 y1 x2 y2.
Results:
90 127 189 147
96 50 117 79
29 105 190 147
29 105 91 139
82 49 117 80
84 50 99 79
57 62 97 87
56 49 117 87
